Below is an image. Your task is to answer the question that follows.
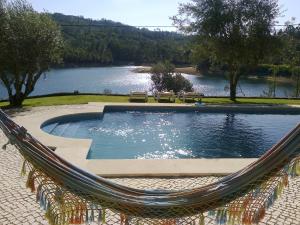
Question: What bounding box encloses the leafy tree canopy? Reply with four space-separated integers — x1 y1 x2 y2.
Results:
279 19 300 67
0 0 63 106
278 19 300 96
173 0 280 100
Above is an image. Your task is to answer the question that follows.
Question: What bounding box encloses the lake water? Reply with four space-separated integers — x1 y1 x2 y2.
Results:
0 66 294 99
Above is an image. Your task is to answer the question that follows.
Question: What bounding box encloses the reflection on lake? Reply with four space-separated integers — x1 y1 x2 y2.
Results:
0 66 294 99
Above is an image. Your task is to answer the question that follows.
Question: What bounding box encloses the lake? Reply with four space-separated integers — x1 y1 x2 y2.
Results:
0 66 294 99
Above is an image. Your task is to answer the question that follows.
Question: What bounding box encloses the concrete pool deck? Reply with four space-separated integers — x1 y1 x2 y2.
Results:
1 134 300 225
1 103 300 225
8 102 300 177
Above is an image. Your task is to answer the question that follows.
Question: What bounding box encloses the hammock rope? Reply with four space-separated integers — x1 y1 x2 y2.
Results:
0 109 299 225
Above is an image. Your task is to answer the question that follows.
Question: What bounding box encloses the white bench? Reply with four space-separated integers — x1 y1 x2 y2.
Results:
129 91 148 102
178 91 204 102
154 90 176 102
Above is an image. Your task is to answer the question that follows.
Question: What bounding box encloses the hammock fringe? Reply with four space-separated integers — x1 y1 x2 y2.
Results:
19 156 299 225
0 109 299 225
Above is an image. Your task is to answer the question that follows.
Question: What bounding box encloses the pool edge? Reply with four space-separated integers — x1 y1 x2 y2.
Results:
12 103 300 177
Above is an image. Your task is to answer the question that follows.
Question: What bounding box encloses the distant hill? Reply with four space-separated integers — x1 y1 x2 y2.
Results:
50 13 192 66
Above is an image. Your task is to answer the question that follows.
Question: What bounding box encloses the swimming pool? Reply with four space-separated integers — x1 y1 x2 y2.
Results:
41 107 300 159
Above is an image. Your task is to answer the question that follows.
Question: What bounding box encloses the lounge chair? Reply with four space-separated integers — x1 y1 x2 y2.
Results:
178 91 204 102
154 90 176 102
129 91 148 102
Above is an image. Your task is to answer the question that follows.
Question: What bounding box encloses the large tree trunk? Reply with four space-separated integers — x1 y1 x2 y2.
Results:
229 72 239 101
9 93 25 107
296 74 300 97
230 82 237 101
2 72 43 108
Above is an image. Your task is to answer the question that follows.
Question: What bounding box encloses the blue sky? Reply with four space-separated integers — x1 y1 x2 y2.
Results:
28 0 298 30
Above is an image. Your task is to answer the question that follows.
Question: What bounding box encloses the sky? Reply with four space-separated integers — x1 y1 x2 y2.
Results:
28 0 299 31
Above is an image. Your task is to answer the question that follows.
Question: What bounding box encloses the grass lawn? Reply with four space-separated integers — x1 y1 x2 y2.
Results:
1 95 300 108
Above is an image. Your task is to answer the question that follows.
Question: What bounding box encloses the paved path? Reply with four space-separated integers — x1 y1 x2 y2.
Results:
0 105 299 224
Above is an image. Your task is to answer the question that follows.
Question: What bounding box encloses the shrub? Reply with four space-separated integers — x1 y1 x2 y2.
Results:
150 62 193 93
249 64 299 77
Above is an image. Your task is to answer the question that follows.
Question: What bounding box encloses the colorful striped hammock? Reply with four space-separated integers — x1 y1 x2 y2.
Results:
0 109 299 225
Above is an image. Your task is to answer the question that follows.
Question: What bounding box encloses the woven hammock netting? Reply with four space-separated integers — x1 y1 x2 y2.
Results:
0 109 300 225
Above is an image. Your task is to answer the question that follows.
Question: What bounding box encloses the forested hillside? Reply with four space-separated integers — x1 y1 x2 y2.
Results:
51 13 192 66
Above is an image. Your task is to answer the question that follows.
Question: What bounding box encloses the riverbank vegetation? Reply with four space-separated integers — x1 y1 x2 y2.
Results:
133 66 200 75
1 95 300 108
51 13 191 66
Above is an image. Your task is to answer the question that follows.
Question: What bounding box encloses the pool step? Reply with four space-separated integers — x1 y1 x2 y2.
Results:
44 122 83 138
51 123 70 137
63 123 81 137
43 123 59 134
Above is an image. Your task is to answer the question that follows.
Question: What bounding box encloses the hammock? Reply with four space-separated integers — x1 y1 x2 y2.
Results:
0 109 299 225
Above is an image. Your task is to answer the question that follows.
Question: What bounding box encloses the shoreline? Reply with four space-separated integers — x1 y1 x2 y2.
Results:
133 66 294 84
245 75 294 84
132 66 201 75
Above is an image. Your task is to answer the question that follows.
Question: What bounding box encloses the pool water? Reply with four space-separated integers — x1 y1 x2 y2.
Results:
42 110 300 159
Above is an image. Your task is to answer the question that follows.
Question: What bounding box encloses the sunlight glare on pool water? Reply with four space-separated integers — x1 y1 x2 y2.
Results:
42 110 300 159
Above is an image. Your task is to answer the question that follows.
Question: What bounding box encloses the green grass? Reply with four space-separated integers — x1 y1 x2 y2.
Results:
0 95 300 108
203 97 300 105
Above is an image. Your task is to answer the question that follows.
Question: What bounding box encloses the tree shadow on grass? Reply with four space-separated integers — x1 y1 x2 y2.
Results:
156 99 176 103
129 99 148 103
179 99 199 103
0 105 32 118
233 100 278 105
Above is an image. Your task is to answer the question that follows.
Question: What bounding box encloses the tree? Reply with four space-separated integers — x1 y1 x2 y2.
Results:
0 0 7 63
279 19 300 96
150 62 193 93
49 13 192 66
0 0 63 107
173 0 280 100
